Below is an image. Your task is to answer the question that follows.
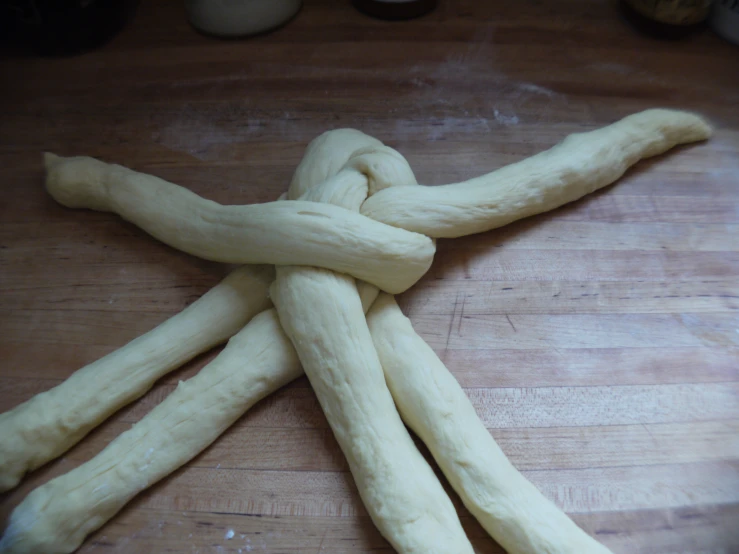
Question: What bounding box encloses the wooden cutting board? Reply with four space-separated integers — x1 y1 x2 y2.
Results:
1 1 737 552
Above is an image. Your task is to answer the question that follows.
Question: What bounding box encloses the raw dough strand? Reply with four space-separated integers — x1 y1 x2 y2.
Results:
2 109 713 552
288 128 384 198
0 289 385 554
0 132 394 554
43 153 434 294
367 293 612 554
0 265 273 493
0 308 296 554
271 268 474 554
361 109 712 237
272 137 473 553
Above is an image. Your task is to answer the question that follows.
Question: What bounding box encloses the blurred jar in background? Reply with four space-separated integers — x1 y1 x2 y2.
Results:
621 0 714 38
710 0 739 44
0 0 138 55
185 0 302 38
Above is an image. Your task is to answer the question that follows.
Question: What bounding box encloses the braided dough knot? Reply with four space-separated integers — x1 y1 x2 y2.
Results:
0 109 712 554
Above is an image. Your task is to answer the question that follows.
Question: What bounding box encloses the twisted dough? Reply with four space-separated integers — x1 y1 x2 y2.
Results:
272 141 474 553
2 137 474 554
1 109 712 554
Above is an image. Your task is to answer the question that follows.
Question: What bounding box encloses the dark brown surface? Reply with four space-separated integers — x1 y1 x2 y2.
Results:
1 1 738 552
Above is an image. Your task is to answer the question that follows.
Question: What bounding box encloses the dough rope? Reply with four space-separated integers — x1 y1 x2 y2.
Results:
43 152 434 295
0 308 302 554
361 109 712 237
1 109 711 554
367 293 612 554
0 265 274 493
272 141 474 552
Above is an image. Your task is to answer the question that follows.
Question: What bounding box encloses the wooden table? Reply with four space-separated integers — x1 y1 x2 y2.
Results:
1 1 738 552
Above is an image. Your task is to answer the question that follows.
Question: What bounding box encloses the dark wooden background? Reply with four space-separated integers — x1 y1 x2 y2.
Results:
1 1 738 552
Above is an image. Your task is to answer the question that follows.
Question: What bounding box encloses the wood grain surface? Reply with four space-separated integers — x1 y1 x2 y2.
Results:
1 0 738 552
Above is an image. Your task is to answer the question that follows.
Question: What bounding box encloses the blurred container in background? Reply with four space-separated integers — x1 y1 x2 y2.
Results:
710 0 739 44
0 0 138 56
620 0 713 38
185 0 302 38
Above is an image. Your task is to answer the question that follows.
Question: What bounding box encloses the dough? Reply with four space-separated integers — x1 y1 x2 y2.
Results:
274 138 471 553
44 153 434 294
0 308 298 554
2 109 713 554
0 265 273 493
0 298 384 554
361 109 712 237
288 128 385 197
367 293 612 554
272 268 473 554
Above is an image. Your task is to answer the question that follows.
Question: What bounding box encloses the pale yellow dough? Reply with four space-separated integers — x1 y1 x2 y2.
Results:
274 137 472 553
361 109 712 237
44 152 434 294
0 308 298 554
1 109 714 554
367 293 612 554
0 297 385 554
0 265 273 493
272 268 473 554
